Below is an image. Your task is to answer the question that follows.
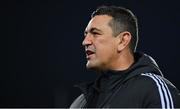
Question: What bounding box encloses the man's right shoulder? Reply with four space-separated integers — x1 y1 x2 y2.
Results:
70 94 86 108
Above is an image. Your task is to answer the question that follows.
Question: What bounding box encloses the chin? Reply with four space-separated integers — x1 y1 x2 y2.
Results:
86 61 103 72
86 61 97 69
86 63 94 69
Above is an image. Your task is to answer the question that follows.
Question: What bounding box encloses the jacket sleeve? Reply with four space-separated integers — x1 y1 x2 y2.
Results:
140 73 180 108
70 94 86 108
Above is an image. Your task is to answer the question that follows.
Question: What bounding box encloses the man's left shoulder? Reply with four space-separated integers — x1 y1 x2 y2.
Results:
123 72 180 107
125 72 180 98
139 73 179 92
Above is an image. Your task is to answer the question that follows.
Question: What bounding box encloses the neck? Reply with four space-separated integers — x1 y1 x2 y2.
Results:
110 50 135 71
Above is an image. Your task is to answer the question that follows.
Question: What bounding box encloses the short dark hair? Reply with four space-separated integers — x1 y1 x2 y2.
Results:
91 5 138 52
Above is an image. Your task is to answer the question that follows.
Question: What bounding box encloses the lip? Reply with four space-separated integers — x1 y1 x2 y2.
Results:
85 49 95 59
86 53 95 60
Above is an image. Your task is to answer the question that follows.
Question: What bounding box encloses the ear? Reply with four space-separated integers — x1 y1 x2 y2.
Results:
117 31 132 52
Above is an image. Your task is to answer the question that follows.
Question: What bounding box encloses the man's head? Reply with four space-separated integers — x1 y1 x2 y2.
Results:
82 6 138 71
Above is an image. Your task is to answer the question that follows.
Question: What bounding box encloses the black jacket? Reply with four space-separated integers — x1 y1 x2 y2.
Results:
70 52 180 108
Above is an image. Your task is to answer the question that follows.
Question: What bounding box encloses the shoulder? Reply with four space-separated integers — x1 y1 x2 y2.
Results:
70 94 86 108
126 72 180 108
139 73 179 94
128 72 179 93
124 73 162 92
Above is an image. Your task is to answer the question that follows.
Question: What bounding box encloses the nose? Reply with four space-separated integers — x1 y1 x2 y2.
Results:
82 34 93 46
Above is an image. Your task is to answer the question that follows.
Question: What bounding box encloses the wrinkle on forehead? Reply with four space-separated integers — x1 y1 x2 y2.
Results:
85 15 113 34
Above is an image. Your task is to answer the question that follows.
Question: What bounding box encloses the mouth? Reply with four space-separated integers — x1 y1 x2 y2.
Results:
85 49 95 59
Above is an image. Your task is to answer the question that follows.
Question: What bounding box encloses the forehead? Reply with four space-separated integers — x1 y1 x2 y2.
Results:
85 15 113 31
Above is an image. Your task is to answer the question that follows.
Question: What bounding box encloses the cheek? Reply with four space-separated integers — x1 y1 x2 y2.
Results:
95 43 116 60
94 37 117 58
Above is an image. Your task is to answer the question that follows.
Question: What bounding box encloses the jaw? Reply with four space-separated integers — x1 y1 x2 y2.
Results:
86 58 109 72
86 59 101 70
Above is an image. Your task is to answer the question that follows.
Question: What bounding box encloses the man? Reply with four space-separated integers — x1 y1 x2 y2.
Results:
70 5 180 108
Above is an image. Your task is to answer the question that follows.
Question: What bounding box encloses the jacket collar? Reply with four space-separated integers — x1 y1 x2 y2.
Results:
75 52 163 103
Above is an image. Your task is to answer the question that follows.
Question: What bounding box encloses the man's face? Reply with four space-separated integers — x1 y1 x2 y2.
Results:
82 15 119 71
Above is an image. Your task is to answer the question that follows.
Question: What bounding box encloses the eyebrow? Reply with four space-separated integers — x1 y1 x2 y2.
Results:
85 27 102 34
90 28 102 32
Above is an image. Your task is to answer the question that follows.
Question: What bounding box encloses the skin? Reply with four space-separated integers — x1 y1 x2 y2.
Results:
82 15 134 72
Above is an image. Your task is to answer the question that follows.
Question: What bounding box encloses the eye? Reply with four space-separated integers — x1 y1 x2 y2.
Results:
84 31 87 36
92 32 101 35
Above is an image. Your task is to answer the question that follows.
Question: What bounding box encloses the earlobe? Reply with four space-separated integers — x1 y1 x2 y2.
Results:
117 35 124 52
117 31 131 52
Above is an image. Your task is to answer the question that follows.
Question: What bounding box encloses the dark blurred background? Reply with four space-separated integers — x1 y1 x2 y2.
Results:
2 0 180 107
